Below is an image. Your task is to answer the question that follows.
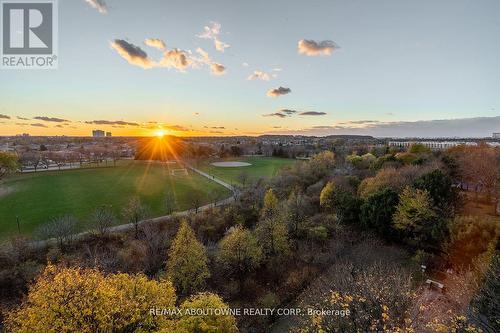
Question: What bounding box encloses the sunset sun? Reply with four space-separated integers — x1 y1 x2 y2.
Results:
155 129 166 138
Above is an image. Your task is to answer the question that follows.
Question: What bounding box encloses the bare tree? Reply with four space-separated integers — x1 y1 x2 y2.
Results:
37 215 77 250
457 145 500 212
20 151 41 172
164 192 176 215
190 191 203 214
237 171 249 188
122 197 148 239
140 222 168 274
91 205 116 237
209 188 222 207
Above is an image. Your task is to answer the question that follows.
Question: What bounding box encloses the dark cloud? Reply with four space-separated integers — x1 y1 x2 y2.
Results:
0 114 10 119
263 113 288 118
280 109 298 115
298 39 339 56
262 109 319 118
338 120 380 125
311 125 337 129
34 116 69 123
110 39 154 69
30 123 48 128
267 86 291 97
299 111 327 116
54 124 64 128
85 120 139 126
17 116 30 120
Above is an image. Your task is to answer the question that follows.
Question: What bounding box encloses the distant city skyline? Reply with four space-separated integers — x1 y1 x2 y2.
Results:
1 0 499 137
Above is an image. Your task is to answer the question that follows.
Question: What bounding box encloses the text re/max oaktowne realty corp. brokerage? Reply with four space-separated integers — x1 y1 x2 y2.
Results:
1 0 57 69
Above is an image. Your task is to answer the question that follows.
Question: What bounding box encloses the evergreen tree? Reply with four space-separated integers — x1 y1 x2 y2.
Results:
360 187 400 239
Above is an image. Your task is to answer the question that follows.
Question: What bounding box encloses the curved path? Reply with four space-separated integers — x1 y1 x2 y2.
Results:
27 164 237 249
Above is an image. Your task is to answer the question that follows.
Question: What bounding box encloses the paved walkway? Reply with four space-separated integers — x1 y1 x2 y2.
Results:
28 165 237 249
186 164 239 194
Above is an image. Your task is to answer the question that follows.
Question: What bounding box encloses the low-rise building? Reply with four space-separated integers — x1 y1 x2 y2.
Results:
388 141 477 150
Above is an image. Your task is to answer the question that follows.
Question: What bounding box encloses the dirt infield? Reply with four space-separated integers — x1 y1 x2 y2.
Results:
211 161 252 167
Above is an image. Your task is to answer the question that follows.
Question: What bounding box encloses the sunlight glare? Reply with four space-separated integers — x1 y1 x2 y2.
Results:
155 129 166 138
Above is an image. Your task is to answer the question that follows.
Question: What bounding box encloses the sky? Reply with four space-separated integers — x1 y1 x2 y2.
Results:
0 0 499 137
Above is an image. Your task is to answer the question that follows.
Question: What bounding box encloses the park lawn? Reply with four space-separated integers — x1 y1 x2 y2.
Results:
0 160 230 238
197 156 298 186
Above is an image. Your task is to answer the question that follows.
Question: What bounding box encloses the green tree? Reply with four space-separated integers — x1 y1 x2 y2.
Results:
320 182 361 224
408 143 431 154
335 190 362 225
346 153 376 169
360 187 399 239
414 169 457 211
167 220 210 294
0 151 18 180
217 226 262 288
393 186 445 250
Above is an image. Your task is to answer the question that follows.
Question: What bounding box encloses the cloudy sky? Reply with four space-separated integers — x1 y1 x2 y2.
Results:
1 0 499 137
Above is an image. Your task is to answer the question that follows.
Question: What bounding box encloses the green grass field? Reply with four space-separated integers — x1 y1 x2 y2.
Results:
0 160 230 237
197 156 297 186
